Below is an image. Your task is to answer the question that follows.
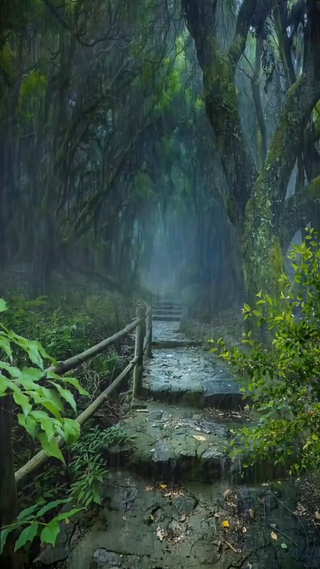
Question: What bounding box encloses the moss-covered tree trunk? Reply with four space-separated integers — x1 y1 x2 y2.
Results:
182 0 320 303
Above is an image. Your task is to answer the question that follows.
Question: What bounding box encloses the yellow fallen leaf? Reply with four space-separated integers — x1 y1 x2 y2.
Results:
160 483 167 489
222 520 230 528
271 531 278 540
192 435 206 441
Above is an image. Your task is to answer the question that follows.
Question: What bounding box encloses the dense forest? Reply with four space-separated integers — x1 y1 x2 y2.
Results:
1 0 320 311
2 1 320 568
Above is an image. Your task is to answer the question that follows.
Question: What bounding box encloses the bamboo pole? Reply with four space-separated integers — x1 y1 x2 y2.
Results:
132 306 146 399
144 304 152 358
15 357 138 486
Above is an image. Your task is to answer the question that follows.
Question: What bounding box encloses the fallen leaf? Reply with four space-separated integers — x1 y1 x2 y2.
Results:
281 543 288 550
145 485 154 492
180 515 186 522
156 527 165 541
223 489 233 501
248 508 255 520
315 511 320 520
192 435 206 441
160 483 167 489
222 520 230 529
271 531 278 540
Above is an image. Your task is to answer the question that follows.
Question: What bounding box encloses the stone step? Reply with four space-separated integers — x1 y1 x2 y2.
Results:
152 340 203 349
106 402 285 484
143 347 244 411
153 308 182 315
107 402 233 483
153 314 181 322
153 303 183 311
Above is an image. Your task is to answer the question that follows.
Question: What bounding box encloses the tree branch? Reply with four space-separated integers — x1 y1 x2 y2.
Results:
229 0 258 68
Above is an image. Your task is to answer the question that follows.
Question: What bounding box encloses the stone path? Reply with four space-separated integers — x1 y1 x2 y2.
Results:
42 318 320 569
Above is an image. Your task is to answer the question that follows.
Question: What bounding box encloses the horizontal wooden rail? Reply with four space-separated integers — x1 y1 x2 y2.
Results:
15 357 138 485
14 302 152 486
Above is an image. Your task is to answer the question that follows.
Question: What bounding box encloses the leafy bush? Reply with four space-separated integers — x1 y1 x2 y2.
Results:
210 229 320 474
69 424 135 507
0 298 87 554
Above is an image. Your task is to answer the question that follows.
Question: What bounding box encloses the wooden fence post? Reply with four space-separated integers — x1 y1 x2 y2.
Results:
145 306 152 358
132 305 146 399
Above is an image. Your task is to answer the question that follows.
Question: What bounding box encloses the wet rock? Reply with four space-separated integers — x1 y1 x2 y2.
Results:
107 485 139 511
90 549 122 568
174 494 197 516
152 440 174 463
191 539 221 565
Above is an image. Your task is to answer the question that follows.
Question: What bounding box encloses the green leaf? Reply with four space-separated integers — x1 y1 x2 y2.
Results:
17 503 41 520
0 299 8 312
37 499 71 518
13 390 31 415
40 519 60 546
21 367 44 382
48 374 89 396
18 413 38 437
38 433 65 463
0 362 21 378
280 542 288 550
55 508 84 522
14 522 39 551
50 382 77 413
0 526 17 554
63 418 80 445
0 335 12 359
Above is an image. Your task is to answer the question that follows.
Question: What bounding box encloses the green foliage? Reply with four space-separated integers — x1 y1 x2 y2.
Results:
210 229 320 474
18 69 47 122
0 498 84 554
0 298 87 462
69 425 135 507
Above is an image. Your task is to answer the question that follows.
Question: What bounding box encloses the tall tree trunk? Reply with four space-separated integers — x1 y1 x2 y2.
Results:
0 395 23 569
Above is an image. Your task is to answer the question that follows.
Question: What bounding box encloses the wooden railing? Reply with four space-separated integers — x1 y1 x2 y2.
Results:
15 301 152 486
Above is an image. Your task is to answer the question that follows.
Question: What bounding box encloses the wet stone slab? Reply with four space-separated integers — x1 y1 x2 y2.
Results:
152 321 186 342
107 402 233 482
143 345 244 410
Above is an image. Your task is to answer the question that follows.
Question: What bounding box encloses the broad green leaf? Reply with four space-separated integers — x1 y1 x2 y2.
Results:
38 433 65 463
13 390 31 415
37 499 71 518
63 418 80 445
50 382 77 412
0 362 21 378
17 503 41 520
18 414 38 437
55 508 84 522
21 367 44 382
40 519 60 546
0 526 17 554
0 299 8 312
14 522 39 551
48 374 89 396
0 335 12 359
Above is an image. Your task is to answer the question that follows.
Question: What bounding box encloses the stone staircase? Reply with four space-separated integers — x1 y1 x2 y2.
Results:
108 321 252 484
152 298 183 322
